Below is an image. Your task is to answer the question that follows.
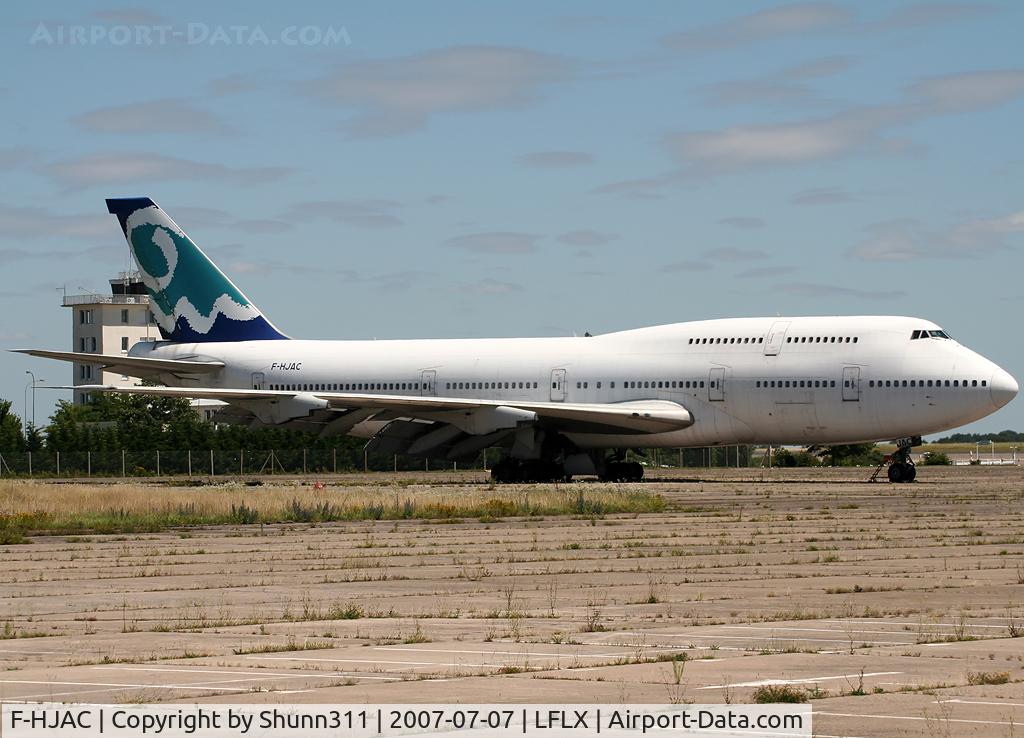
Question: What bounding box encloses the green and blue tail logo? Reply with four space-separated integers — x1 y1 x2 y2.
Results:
106 197 288 343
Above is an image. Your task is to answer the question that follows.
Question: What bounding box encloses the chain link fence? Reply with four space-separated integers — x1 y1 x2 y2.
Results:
0 448 488 478
0 446 755 478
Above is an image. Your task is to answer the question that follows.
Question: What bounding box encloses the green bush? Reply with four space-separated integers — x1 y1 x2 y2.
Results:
922 452 952 466
751 684 809 703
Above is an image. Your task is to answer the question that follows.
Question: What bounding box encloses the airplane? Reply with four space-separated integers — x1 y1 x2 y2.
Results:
17 197 1018 483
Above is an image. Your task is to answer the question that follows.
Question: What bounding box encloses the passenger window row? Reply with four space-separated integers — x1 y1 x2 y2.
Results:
786 336 858 344
269 382 421 392
446 381 539 390
621 380 705 389
756 379 837 388
689 336 764 345
869 379 986 388
687 335 860 346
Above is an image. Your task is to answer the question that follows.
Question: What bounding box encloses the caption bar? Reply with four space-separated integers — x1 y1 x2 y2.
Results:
3 704 810 738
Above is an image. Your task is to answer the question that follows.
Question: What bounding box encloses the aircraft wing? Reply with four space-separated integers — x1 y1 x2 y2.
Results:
68 384 693 435
13 349 225 377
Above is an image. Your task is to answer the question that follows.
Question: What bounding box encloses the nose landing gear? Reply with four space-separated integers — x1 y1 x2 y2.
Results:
870 436 920 483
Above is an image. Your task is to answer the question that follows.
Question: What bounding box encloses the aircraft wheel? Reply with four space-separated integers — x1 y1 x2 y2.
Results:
904 463 917 482
490 458 518 484
888 462 910 483
600 461 627 482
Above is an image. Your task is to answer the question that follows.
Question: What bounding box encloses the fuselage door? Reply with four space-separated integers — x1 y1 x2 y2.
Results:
842 366 860 401
550 368 567 402
421 369 437 396
764 320 790 356
709 368 725 401
251 372 265 390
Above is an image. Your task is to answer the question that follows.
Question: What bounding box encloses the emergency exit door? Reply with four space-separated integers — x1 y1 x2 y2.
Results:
550 369 567 402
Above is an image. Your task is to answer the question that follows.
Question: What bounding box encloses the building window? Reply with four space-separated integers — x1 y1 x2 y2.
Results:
90 337 97 351
121 309 129 323
121 336 129 351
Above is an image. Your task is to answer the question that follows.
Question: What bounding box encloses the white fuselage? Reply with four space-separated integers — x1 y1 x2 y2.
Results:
131 315 1017 448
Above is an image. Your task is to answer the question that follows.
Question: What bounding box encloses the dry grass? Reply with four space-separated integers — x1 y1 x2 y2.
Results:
0 480 664 534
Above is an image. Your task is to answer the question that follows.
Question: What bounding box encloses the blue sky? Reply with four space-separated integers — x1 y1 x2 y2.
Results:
1 1 1022 435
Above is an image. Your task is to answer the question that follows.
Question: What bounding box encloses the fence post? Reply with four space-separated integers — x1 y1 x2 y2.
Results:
121 449 126 478
87 451 91 478
56 451 60 477
156 449 161 477
187 449 192 477
363 449 367 472
28 451 32 477
210 448 214 477
394 454 397 473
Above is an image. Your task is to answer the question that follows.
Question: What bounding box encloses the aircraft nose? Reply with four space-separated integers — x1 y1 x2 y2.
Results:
991 366 1019 409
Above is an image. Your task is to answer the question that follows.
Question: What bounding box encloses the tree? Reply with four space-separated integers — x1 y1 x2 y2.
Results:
0 399 24 452
812 443 884 467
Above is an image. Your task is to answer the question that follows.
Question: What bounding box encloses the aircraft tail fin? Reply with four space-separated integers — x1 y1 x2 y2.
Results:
106 197 288 342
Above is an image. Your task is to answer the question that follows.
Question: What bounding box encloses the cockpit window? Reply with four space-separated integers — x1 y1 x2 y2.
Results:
912 328 952 340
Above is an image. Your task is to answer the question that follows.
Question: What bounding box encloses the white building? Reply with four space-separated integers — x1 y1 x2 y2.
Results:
63 271 157 404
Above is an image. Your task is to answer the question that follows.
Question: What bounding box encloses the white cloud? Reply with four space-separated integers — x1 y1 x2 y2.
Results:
718 217 765 230
699 55 854 108
444 232 539 254
462 278 525 295
848 210 1024 261
0 147 39 171
665 70 1024 176
556 229 618 246
207 73 265 96
91 7 168 24
662 260 712 273
906 70 1024 112
284 200 404 229
790 186 859 205
662 3 853 53
0 204 111 239
44 153 291 189
702 246 769 261
775 282 905 299
521 151 593 167
72 99 229 135
306 46 573 136
735 266 791 279
663 3 990 55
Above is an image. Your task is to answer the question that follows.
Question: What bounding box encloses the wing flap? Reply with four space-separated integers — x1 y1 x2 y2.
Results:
69 384 693 434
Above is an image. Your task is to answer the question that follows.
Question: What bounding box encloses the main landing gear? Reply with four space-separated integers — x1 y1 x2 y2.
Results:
490 457 569 483
869 436 920 483
598 460 644 482
490 451 646 484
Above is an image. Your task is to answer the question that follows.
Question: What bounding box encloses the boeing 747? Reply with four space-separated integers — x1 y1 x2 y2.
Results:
17 198 1018 482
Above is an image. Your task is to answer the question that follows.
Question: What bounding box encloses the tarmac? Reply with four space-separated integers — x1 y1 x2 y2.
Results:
2 465 1023 737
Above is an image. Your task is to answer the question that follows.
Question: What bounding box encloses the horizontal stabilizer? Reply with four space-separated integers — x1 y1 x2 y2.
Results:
13 349 224 376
